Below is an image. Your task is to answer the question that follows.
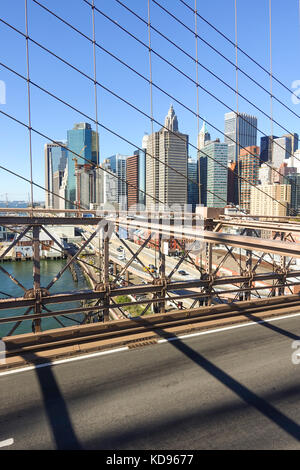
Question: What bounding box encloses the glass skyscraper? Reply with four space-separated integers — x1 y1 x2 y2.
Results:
44 142 67 209
260 135 278 163
104 154 128 209
199 141 228 208
224 112 257 163
187 158 199 211
66 123 99 208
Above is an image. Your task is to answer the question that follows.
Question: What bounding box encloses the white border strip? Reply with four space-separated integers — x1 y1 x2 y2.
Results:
0 347 129 377
0 312 300 377
0 438 14 448
157 311 300 343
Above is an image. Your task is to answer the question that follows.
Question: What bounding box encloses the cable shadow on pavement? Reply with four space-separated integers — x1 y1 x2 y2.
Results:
148 322 300 443
226 300 300 341
19 350 81 450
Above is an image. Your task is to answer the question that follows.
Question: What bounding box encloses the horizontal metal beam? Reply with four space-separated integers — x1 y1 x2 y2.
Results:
3 294 300 342
0 216 105 226
214 219 300 233
115 219 300 257
0 269 300 312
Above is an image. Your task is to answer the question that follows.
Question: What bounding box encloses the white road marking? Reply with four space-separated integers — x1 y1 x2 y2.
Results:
0 311 299 377
0 347 129 377
0 438 14 448
157 311 300 343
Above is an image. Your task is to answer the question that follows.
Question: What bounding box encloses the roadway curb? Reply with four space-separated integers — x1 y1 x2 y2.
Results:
0 307 296 372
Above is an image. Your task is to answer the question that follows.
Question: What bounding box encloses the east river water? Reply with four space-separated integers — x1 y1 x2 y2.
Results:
0 259 89 337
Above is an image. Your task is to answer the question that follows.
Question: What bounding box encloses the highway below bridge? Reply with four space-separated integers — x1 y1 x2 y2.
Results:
0 313 300 450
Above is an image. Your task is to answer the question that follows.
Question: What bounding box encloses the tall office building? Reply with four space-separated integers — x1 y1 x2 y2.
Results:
126 153 139 209
187 158 199 212
199 140 228 208
227 160 239 205
250 184 291 216
103 160 118 205
239 146 260 212
74 165 104 209
283 133 298 155
146 105 188 209
224 112 257 163
284 173 300 215
260 135 278 164
272 136 292 168
126 150 146 209
66 122 99 209
104 154 128 209
45 142 67 209
197 121 211 205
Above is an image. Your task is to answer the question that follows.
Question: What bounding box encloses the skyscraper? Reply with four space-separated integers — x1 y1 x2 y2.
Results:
126 153 139 209
283 133 298 155
272 136 292 168
103 161 118 206
126 150 146 209
260 135 278 164
199 140 228 208
45 142 67 209
146 105 188 209
104 154 127 209
66 122 99 208
224 112 257 162
197 120 211 151
250 184 291 217
239 146 260 212
187 158 199 212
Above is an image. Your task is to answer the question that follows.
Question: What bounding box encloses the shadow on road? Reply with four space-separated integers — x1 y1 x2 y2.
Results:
20 351 81 450
12 306 300 449
152 325 300 442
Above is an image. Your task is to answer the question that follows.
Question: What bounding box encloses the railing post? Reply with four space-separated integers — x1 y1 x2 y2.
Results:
33 225 41 332
103 223 110 322
245 229 253 301
158 216 166 313
205 242 213 306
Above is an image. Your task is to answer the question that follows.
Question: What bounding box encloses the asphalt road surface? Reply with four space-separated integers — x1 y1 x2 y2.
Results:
0 314 300 450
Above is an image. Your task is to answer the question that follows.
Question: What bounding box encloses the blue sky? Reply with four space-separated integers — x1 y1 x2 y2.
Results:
0 0 300 201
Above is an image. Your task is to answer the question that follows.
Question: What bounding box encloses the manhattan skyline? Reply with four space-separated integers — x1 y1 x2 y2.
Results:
0 0 300 201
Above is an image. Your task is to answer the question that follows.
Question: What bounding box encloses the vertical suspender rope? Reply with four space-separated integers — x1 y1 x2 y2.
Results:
269 0 274 154
148 0 158 268
92 0 100 169
234 0 241 209
91 0 102 283
25 0 34 211
195 0 201 206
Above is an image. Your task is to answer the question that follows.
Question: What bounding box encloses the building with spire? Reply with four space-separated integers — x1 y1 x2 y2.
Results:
197 120 211 152
146 105 188 209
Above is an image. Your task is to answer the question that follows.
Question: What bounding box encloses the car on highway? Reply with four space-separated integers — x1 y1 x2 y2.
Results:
117 246 124 252
149 264 157 271
143 265 156 273
178 270 188 276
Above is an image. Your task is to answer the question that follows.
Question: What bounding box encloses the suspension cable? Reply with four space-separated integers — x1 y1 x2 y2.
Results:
153 0 300 117
0 7 293 211
21 2 300 174
13 4 298 170
179 0 298 101
0 69 289 213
